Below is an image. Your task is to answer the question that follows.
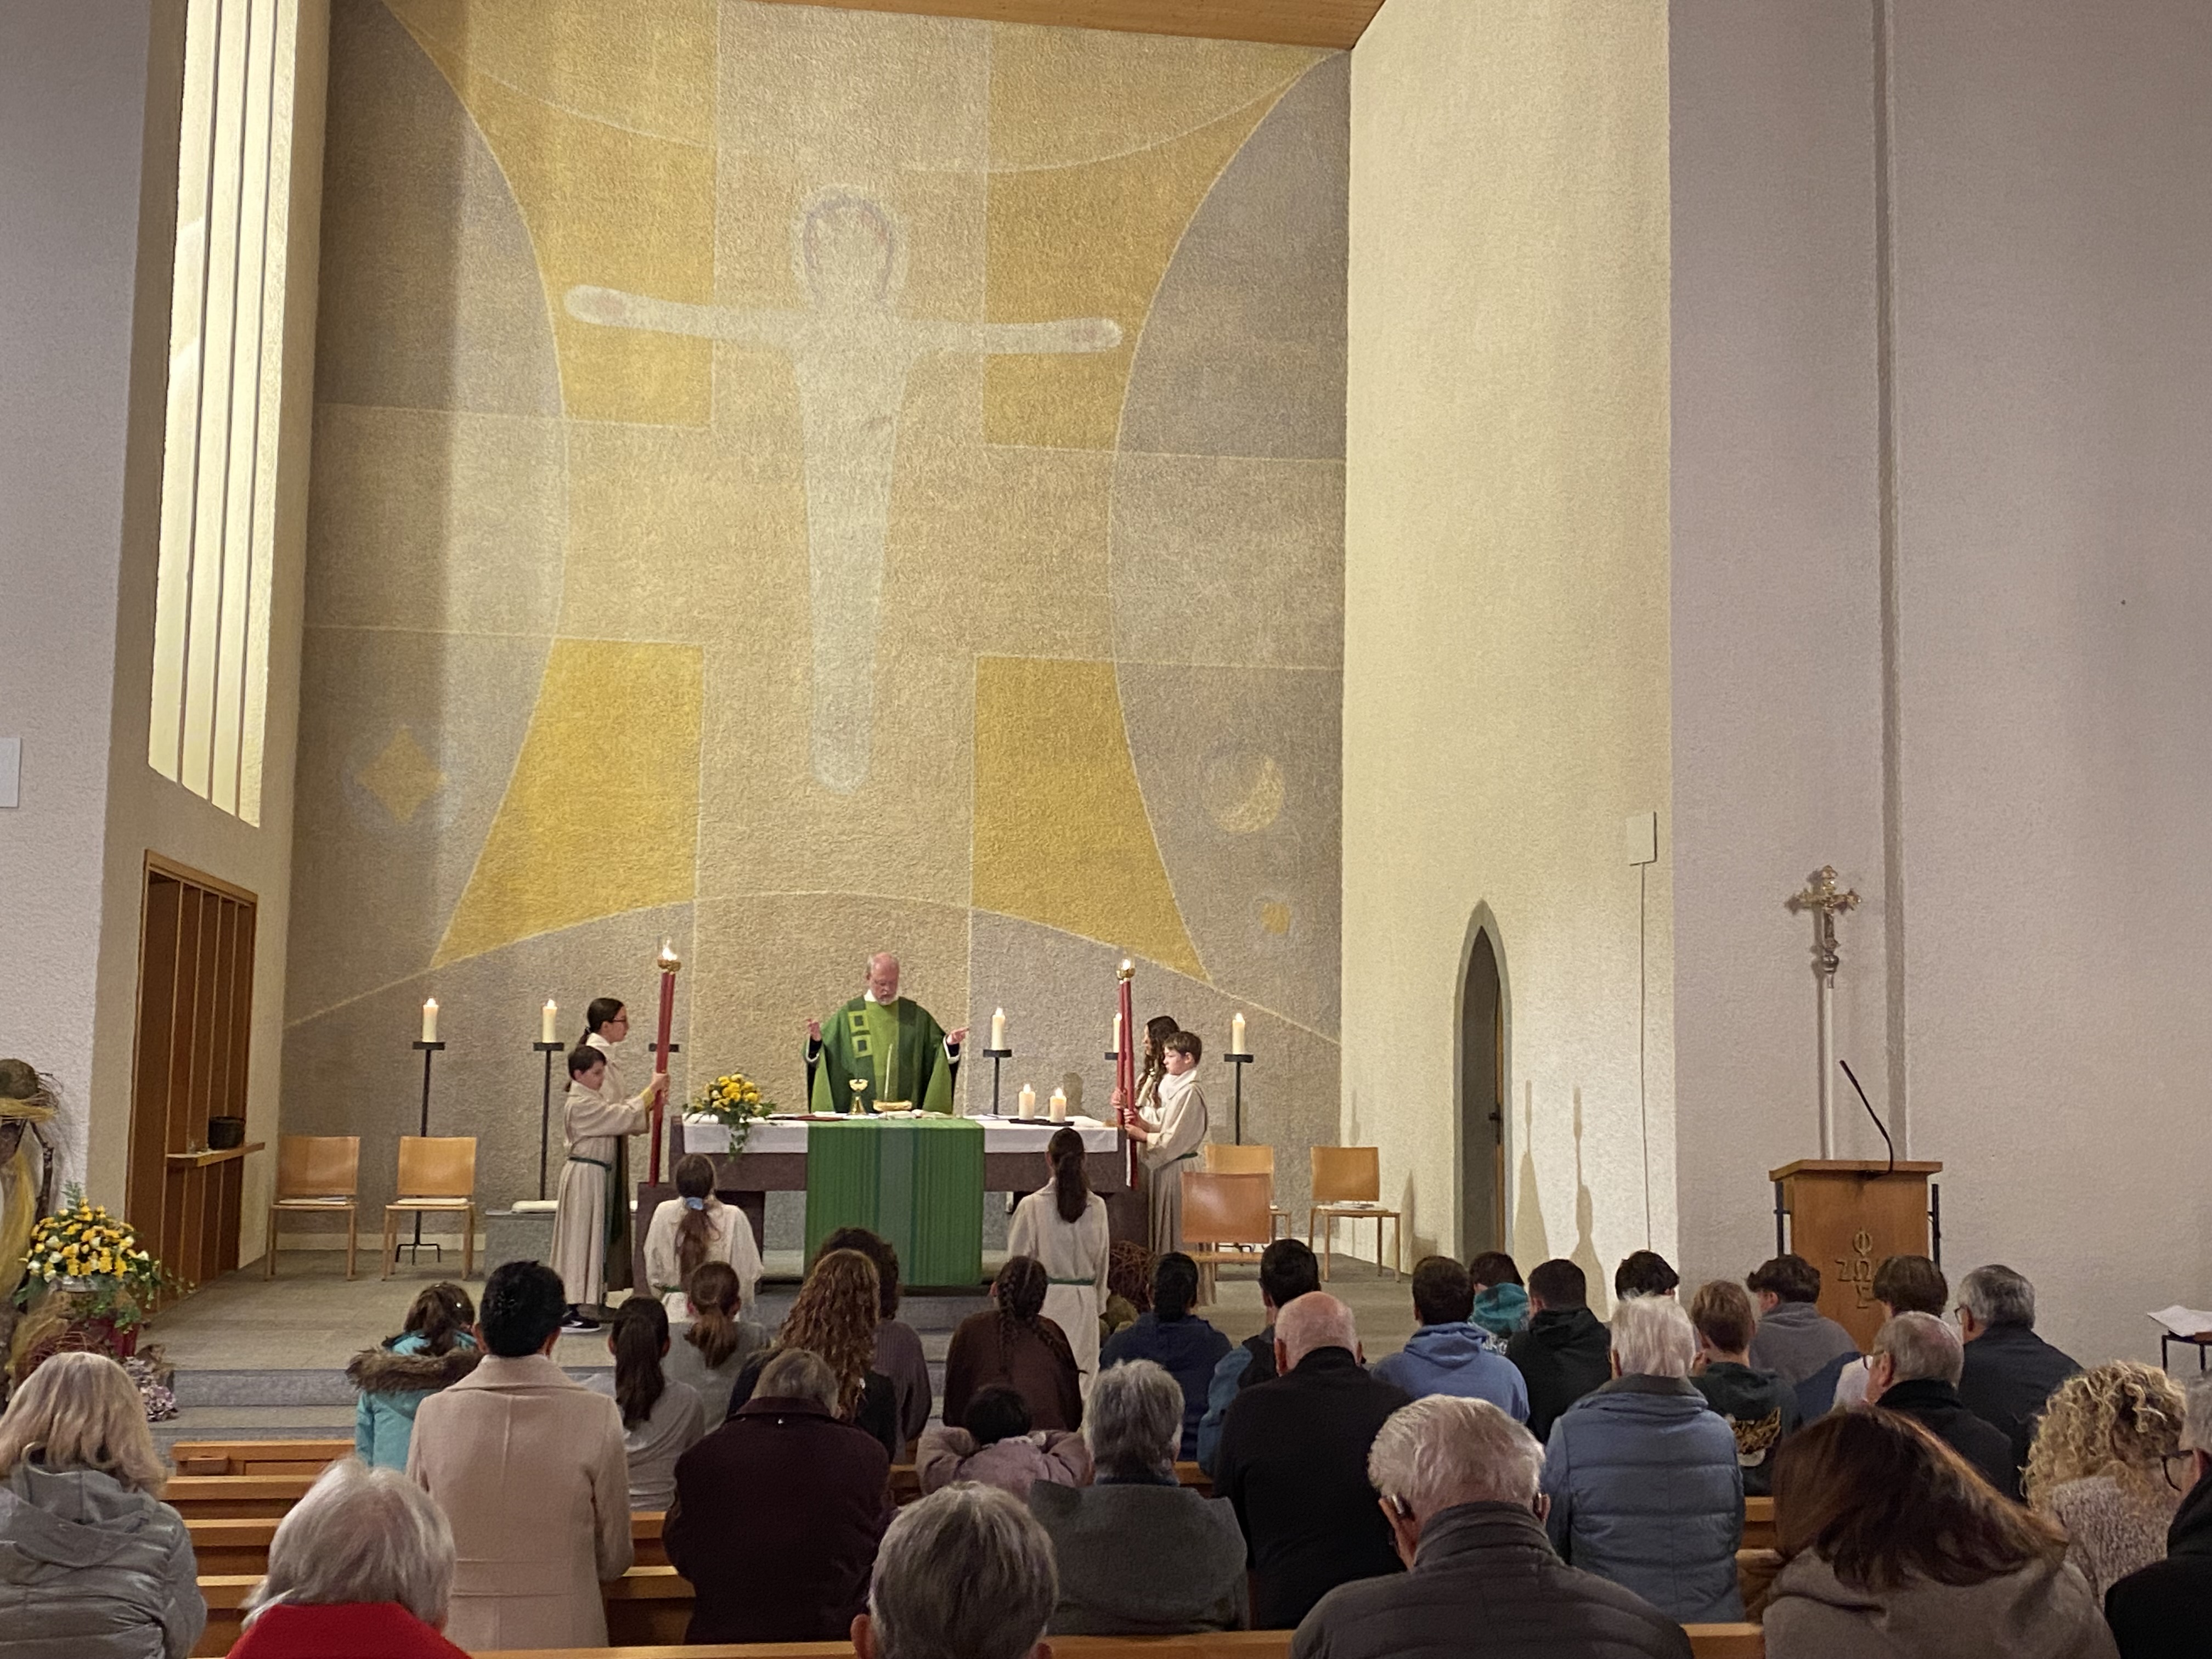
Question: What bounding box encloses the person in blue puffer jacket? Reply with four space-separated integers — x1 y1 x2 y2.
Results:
1371 1256 1529 1420
1541 1293 1745 1624
349 1282 479 1469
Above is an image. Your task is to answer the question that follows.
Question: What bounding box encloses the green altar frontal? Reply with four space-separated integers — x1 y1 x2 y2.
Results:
803 1116 985 1288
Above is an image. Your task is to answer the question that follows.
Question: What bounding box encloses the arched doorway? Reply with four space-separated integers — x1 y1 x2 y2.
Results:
1459 919 1507 1256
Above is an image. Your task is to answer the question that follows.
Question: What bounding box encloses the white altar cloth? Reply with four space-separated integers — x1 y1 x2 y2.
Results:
679 1115 1118 1156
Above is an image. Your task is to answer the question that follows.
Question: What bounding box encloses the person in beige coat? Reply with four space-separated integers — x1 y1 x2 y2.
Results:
549 1002 665 1330
408 1261 633 1651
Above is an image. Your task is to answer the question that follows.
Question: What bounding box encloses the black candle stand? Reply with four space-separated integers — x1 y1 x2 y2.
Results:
398 1039 447 1262
981 1046 1013 1115
533 1039 564 1199
1224 1051 1255 1144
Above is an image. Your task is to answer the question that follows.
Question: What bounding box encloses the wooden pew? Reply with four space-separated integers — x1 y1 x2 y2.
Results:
1742 1495 1775 1551
167 1475 320 1521
171 1438 354 1477
201 1571 1767 1659
185 1512 668 1579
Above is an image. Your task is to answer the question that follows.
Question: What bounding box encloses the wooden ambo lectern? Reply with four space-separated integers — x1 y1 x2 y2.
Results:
1770 1159 1943 1351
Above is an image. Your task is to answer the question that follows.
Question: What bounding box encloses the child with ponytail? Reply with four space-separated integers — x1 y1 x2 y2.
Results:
1007 1126 1110 1393
663 1259 768 1424
585 1294 706 1511
644 1154 764 1315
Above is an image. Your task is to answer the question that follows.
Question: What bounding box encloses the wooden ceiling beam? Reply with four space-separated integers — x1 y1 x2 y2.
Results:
744 0 1384 51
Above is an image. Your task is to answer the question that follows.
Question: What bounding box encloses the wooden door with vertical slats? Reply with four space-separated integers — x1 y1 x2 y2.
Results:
127 855 257 1291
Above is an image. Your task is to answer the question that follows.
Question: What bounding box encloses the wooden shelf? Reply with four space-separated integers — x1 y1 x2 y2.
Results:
166 1142 264 1170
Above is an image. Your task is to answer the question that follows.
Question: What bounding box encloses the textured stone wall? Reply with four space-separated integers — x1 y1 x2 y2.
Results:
285 0 1347 1228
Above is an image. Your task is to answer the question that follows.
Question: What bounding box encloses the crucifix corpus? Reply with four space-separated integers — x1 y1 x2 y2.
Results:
1786 866 1860 1157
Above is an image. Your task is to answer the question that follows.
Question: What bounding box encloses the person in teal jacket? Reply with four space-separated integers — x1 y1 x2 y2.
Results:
349 1282 479 1469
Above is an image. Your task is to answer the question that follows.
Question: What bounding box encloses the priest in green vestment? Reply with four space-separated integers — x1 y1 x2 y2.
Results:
808 953 967 1114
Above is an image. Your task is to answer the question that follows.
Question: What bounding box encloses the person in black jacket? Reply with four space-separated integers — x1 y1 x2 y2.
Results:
2106 1374 2212 1657
1292 1393 1689 1659
1506 1260 1611 1444
1197 1238 1321 1473
1216 1292 1410 1629
1954 1263 2081 1489
1863 1311 2017 1497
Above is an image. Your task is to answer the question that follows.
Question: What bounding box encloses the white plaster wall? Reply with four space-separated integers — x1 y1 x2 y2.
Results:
0 7 154 1180
1667 1 1895 1292
1888 1 2212 1367
1346 0 1674 1293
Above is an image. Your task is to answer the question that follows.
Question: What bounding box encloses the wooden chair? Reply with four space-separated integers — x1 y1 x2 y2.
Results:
1181 1171 1277 1304
264 1135 360 1279
382 1136 478 1279
1199 1142 1293 1239
1308 1146 1401 1280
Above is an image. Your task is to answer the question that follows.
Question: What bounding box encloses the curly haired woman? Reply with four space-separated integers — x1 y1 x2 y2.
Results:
720 1248 902 1457
2025 1360 2187 1599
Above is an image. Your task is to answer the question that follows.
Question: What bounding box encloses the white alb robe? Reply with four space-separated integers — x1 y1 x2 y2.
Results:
643 1194 764 1315
1007 1185 1111 1392
548 1032 653 1308
1139 1066 1208 1255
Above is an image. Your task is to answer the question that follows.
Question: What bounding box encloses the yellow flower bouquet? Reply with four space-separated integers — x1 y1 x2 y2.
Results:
692 1072 775 1151
10 1187 171 1379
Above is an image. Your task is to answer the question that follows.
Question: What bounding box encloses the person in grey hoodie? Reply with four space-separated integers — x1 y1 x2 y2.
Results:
1372 1257 1528 1420
0 1351 205 1659
1029 1358 1246 1634
1746 1254 1859 1388
1763 1407 2115 1659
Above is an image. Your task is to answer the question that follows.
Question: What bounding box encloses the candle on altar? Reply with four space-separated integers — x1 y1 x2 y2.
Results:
991 1008 1006 1050
1019 1084 1036 1116
1232 1011 1247 1055
1111 1011 1122 1057
1048 1087 1068 1122
541 999 558 1044
421 999 439 1043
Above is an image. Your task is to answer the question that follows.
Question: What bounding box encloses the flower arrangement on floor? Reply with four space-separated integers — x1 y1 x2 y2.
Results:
9 1187 169 1381
691 1072 776 1153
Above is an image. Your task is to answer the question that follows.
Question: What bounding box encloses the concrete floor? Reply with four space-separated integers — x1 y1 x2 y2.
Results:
145 1248 1421 1373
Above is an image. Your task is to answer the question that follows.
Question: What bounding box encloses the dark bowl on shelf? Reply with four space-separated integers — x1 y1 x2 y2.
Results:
206 1116 246 1150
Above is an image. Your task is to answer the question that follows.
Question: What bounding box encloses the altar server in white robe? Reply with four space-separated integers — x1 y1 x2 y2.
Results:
1007 1126 1112 1393
550 999 664 1332
644 1152 764 1315
1121 1029 1209 1256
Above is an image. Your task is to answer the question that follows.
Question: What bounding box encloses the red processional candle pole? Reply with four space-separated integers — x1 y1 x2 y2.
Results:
650 939 681 1183
1116 959 1137 1187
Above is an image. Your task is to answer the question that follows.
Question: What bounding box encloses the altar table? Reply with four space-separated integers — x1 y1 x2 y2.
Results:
633 1116 1127 1290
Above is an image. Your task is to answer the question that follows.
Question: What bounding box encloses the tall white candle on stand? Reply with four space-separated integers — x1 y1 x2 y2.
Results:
1049 1087 1068 1122
421 998 439 1043
990 1007 1006 1050
541 999 558 1043
1019 1084 1036 1116
1232 1011 1247 1054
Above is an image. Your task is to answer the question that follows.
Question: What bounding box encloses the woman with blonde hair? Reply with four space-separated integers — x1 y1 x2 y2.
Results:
0 1350 205 1657
2025 1359 2187 1600
723 1248 901 1456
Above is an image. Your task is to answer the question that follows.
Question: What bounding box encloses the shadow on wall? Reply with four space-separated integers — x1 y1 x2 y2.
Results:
1567 1086 1608 1319
1513 1081 1549 1273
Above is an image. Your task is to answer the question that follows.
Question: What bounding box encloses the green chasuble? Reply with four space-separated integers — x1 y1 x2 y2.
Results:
811 995 955 1114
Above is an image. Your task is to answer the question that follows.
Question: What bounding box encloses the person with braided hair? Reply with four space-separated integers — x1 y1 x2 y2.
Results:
943 1256 1083 1432
2024 1361 2187 1600
721 1248 902 1458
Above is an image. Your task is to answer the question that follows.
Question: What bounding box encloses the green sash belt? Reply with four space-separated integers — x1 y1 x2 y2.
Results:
1047 1275 1096 1286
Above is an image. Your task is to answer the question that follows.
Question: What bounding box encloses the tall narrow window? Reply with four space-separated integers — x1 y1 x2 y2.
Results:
149 0 300 825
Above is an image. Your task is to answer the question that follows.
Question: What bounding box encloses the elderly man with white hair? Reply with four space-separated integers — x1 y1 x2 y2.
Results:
1861 1309 2016 1494
2107 1372 2212 1657
231 1458 467 1657
1291 1396 1692 1659
853 1484 1055 1659
1029 1357 1247 1634
1539 1293 1743 1623
1216 1291 1412 1629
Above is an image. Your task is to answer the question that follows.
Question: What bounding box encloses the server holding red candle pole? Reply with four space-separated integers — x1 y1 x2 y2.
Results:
549 996 667 1333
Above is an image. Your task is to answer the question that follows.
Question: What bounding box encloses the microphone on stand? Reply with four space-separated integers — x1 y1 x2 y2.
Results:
1838 1059 1895 1175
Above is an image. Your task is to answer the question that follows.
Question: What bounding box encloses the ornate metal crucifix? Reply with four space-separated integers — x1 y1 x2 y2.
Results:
1788 866 1860 1156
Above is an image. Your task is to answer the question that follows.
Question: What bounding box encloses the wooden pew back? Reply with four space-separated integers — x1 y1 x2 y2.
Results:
170 1438 353 1477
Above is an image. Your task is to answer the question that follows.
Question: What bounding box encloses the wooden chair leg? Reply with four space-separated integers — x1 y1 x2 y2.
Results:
381 1209 396 1279
264 1209 278 1279
462 1205 475 1279
345 1207 357 1280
